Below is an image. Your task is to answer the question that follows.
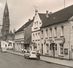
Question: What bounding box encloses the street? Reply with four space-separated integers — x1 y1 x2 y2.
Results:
0 52 71 68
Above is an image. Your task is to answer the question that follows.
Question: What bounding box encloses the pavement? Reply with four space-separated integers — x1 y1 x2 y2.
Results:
6 50 24 56
6 50 73 67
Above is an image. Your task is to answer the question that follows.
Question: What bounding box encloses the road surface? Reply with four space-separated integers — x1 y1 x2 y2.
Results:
0 52 71 68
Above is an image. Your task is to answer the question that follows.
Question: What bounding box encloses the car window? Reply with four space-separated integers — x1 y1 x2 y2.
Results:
32 52 36 54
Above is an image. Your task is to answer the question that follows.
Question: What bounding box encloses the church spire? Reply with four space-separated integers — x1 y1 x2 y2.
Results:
2 2 10 40
4 1 9 16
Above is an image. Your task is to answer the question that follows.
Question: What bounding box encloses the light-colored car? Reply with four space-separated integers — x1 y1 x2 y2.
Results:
29 51 37 58
24 50 40 59
29 51 40 59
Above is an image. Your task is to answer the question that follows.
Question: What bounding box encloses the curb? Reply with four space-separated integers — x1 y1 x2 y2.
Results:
7 51 24 56
40 56 73 67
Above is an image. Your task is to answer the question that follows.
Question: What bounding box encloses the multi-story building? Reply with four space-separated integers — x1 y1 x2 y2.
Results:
32 5 73 59
15 19 33 52
31 10 42 51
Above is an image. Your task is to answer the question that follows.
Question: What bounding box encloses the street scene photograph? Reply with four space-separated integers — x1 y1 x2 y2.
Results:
0 0 73 68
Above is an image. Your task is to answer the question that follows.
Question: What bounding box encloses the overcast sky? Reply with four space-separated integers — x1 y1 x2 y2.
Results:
0 0 73 31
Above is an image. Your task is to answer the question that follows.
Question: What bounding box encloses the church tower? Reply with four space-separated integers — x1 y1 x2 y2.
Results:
2 2 10 40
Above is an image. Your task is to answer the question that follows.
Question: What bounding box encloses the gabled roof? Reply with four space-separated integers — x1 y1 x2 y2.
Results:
15 19 33 34
39 5 73 28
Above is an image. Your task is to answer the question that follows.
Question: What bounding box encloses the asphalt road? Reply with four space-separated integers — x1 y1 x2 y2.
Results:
0 52 71 68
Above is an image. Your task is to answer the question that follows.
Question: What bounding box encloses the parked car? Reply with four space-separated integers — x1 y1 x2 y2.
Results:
22 49 27 53
24 51 30 59
24 50 40 59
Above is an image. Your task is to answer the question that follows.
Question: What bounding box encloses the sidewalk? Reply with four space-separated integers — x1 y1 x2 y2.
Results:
40 56 73 67
6 50 24 56
6 50 73 67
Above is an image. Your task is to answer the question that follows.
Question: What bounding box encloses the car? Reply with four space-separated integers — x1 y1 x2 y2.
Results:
24 51 30 59
29 51 40 59
22 49 27 53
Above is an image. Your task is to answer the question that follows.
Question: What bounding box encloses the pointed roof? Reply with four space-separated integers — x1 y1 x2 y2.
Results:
39 5 73 28
4 1 9 15
15 19 33 34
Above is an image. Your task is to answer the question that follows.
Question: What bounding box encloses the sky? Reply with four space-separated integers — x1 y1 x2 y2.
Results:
0 0 73 31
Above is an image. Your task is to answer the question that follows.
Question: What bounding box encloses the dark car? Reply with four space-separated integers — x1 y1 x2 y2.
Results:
24 51 30 59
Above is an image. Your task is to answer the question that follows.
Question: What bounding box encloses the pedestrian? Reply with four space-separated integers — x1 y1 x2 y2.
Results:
36 50 40 60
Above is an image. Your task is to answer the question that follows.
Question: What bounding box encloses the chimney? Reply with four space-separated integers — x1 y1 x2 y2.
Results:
35 9 38 15
46 10 49 18
28 19 31 22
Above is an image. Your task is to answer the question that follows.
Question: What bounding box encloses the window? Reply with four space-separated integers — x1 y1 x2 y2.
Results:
40 22 41 24
36 33 37 36
38 33 40 36
41 30 43 34
46 44 49 53
60 43 64 54
50 44 53 50
64 48 68 55
41 30 43 39
35 21 38 26
49 28 52 37
8 42 12 46
54 27 57 37
46 28 48 36
36 21 38 25
61 26 64 36
33 34 34 36
55 44 57 50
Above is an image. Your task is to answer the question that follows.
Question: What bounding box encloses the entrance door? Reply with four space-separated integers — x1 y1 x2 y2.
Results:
50 43 55 57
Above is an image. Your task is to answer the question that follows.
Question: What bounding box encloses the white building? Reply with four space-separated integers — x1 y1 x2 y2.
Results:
32 5 73 59
31 10 42 52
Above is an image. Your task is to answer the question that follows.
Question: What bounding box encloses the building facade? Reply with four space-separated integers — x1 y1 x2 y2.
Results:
14 30 24 52
32 5 73 59
31 10 42 51
15 19 33 52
